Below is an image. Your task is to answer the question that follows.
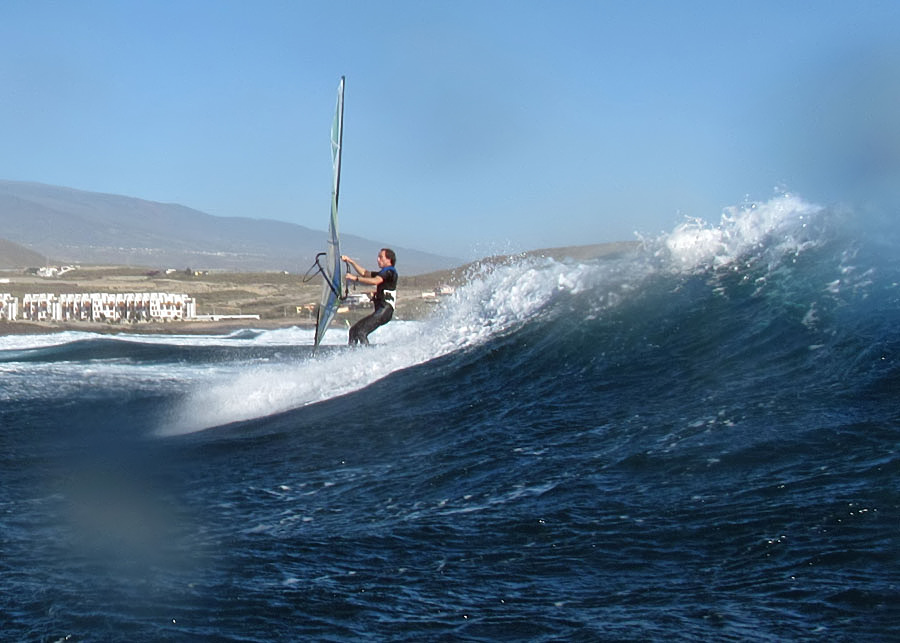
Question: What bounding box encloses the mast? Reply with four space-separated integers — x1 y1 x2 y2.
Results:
314 76 346 347
332 75 344 221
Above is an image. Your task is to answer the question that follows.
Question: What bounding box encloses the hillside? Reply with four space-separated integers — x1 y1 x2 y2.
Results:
0 180 459 275
406 241 641 286
0 237 46 268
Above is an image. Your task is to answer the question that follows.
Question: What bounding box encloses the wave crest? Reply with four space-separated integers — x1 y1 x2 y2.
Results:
657 193 824 272
160 193 851 435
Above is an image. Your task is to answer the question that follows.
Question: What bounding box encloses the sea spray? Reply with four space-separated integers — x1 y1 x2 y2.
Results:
160 253 652 435
654 193 824 272
159 276 560 434
139 194 838 435
5 193 837 436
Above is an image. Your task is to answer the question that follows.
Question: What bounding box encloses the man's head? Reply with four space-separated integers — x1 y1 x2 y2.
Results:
378 248 396 267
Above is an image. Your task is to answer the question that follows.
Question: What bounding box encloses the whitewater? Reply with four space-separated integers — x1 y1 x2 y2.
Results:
1 194 898 641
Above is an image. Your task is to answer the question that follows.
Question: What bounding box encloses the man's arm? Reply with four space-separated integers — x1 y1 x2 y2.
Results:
341 255 367 276
349 272 383 286
341 256 383 285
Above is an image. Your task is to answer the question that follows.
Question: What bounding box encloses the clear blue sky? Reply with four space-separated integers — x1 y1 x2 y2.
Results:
1 1 898 260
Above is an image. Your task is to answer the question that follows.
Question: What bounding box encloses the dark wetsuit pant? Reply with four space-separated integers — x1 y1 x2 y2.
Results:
348 305 393 345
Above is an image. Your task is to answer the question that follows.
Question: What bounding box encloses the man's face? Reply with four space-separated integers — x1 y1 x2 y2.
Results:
376 250 389 268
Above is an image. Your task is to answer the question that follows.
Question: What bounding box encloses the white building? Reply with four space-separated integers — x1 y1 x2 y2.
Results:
420 285 456 303
0 294 18 320
17 292 196 323
20 293 56 321
36 265 77 278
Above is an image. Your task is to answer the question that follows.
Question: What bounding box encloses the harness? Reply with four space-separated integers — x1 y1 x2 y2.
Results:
379 266 398 309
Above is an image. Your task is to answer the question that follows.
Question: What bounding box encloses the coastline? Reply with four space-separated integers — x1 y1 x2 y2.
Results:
0 242 638 336
0 317 313 336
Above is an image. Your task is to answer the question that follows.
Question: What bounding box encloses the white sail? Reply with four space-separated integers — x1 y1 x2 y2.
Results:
314 76 346 346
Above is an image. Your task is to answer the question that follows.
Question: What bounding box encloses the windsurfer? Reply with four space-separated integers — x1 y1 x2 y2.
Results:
342 248 398 345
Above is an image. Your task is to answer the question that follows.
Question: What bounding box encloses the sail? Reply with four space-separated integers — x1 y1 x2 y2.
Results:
314 76 346 346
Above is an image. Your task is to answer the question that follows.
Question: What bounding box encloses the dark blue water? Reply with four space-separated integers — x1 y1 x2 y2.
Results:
2 195 898 640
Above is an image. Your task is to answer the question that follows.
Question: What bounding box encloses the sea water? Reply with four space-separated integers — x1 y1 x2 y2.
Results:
1 194 898 640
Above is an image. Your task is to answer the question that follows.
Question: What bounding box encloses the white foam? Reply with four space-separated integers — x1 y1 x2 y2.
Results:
659 193 823 272
159 335 404 435
162 195 832 436
0 330 98 351
159 258 618 436
3 193 828 435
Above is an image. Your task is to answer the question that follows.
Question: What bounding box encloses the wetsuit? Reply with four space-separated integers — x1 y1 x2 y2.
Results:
348 265 397 345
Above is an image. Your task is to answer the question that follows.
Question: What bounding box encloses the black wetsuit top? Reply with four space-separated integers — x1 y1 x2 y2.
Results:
373 266 398 309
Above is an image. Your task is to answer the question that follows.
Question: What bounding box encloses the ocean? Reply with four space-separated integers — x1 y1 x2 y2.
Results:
1 194 898 641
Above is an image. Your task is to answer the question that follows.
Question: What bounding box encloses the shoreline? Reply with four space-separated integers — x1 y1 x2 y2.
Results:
0 317 314 336
0 242 638 336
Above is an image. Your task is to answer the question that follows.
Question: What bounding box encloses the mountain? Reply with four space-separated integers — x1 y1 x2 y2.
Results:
0 180 459 274
0 236 46 269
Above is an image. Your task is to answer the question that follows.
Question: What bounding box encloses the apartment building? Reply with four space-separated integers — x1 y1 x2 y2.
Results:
13 292 197 323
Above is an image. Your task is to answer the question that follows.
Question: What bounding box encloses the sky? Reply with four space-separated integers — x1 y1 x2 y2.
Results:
1 1 898 260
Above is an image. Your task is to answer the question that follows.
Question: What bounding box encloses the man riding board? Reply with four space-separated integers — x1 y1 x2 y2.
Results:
342 248 397 345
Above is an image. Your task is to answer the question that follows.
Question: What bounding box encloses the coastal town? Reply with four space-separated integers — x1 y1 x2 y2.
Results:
1 291 197 323
0 263 458 327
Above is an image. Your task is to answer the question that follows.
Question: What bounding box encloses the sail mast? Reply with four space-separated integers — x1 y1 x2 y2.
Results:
332 75 344 219
314 76 346 347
